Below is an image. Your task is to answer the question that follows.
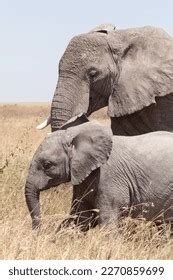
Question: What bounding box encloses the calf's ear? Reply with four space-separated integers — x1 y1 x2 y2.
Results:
68 123 113 185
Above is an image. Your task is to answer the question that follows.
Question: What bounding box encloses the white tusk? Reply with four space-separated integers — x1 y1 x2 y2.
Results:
36 116 51 130
47 132 52 135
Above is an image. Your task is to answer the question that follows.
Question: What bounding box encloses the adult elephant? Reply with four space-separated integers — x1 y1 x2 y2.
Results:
38 24 173 135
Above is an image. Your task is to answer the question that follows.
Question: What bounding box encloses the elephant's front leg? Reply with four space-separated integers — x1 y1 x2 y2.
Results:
56 216 76 232
70 198 98 231
57 194 98 232
99 204 119 226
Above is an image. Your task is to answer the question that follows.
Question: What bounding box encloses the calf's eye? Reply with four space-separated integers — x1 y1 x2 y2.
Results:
42 160 52 169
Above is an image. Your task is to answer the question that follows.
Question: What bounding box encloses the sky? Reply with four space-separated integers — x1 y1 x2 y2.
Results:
0 0 173 102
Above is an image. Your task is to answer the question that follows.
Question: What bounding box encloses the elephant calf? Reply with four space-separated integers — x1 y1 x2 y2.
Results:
25 117 173 233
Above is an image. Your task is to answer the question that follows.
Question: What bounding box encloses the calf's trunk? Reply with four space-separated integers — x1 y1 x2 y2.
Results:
25 181 40 230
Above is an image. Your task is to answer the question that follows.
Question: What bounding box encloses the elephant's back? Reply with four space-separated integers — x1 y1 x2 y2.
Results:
118 26 172 40
112 131 173 165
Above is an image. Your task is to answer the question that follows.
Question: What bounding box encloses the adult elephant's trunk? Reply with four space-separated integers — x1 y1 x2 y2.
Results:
51 77 89 131
25 181 40 230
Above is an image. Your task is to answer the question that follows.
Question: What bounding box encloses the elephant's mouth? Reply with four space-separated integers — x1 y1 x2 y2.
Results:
49 178 62 188
87 101 101 116
45 175 70 190
87 90 108 115
87 97 95 116
40 178 61 191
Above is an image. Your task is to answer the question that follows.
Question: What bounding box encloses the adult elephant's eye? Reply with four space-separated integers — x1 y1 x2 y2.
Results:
42 160 52 170
88 69 98 79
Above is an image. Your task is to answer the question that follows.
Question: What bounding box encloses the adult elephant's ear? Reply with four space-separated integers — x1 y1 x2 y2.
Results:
90 23 116 34
108 28 173 117
67 123 113 185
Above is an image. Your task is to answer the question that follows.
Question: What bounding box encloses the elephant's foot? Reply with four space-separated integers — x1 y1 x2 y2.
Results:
75 211 99 231
55 216 77 233
56 212 98 233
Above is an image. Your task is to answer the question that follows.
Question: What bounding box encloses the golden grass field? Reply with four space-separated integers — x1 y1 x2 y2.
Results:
0 103 172 259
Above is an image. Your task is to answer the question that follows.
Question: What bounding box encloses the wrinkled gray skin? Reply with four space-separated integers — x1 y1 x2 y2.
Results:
50 24 173 135
25 117 173 232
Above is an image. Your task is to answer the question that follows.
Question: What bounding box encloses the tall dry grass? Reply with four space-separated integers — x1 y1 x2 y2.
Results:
0 103 172 259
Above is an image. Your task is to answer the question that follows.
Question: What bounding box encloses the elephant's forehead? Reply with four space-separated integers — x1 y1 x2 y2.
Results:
36 134 62 154
43 135 63 149
39 139 64 158
62 34 107 64
39 148 63 160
